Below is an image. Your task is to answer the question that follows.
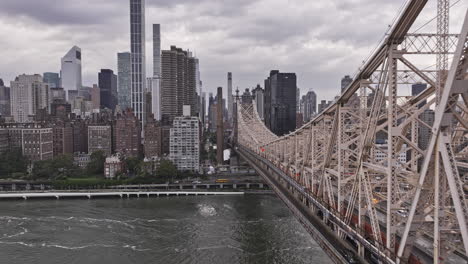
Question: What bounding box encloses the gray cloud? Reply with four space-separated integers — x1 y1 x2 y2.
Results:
0 0 466 102
0 0 124 25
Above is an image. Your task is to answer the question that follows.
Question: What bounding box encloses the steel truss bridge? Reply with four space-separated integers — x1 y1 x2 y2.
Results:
234 1 468 263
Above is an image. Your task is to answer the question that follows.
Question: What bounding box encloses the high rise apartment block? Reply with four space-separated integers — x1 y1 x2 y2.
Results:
0 128 8 154
114 111 141 157
300 90 317 122
91 84 100 110
170 111 199 172
341 75 352 93
10 74 50 123
144 116 162 158
72 119 88 153
88 125 112 156
252 85 264 120
318 100 332 114
52 122 73 157
2 124 53 161
0 80 10 117
161 46 198 122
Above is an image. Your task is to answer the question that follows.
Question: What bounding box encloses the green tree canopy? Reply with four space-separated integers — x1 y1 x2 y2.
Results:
155 159 177 180
32 154 81 180
0 148 28 179
124 157 142 176
86 151 106 175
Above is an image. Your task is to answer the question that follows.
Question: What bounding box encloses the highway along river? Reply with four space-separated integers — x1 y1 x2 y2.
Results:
0 194 331 264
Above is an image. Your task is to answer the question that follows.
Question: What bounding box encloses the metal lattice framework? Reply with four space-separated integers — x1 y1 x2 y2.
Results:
236 1 468 263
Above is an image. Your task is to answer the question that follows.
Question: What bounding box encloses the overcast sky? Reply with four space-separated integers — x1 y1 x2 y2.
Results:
0 0 466 101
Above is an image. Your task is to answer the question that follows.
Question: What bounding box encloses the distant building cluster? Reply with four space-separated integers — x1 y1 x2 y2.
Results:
0 0 437 181
0 0 203 176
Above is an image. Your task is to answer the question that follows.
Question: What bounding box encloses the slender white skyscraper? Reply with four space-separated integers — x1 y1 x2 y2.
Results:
60 46 82 100
151 24 161 120
227 72 233 122
130 0 146 124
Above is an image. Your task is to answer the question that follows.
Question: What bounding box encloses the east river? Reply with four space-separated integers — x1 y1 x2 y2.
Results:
0 194 331 264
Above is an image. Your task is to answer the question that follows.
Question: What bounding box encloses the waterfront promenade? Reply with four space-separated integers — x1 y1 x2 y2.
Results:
0 191 245 200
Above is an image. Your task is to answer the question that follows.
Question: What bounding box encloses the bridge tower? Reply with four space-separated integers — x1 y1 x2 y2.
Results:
235 1 468 263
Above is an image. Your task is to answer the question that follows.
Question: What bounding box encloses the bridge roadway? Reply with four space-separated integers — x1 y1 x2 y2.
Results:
237 145 392 264
237 146 468 264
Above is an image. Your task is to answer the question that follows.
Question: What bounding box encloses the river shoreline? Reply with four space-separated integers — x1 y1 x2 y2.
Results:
0 189 274 200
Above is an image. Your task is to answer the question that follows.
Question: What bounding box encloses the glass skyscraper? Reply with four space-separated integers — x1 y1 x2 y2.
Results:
43 72 60 88
117 52 131 110
130 0 146 125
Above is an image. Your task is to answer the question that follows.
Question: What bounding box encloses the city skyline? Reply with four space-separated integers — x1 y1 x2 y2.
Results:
2 1 466 101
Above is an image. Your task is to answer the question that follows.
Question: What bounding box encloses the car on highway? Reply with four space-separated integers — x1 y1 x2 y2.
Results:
192 180 202 184
397 209 408 217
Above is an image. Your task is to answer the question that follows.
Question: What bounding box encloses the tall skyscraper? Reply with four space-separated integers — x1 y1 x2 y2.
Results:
43 72 60 88
60 46 82 100
151 24 161 120
341 75 353 93
161 46 198 122
195 59 201 119
318 100 332 114
130 0 146 124
227 72 233 122
264 70 297 136
152 24 161 78
98 69 118 110
296 87 300 113
252 85 264 120
117 52 131 110
301 90 317 122
411 83 433 149
0 80 10 117
10 74 50 122
216 87 224 165
91 84 100 110
201 92 206 125
187 56 198 116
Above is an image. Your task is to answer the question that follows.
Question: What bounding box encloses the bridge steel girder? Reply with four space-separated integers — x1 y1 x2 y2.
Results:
235 2 468 264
